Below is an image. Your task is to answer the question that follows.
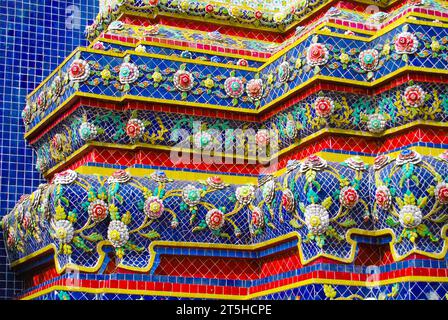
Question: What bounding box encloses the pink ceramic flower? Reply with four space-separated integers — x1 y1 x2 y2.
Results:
300 154 327 172
224 77 244 98
92 41 105 50
206 176 226 189
108 170 131 183
374 155 390 170
144 196 164 219
306 43 329 66
255 129 270 147
246 79 263 101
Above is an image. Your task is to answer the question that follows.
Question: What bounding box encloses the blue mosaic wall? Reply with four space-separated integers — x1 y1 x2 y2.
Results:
0 0 98 299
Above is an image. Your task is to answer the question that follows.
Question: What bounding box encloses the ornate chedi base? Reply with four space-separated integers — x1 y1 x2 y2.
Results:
2 0 448 300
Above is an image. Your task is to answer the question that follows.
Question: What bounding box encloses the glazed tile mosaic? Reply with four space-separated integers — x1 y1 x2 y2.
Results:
0 0 98 299
1 0 448 300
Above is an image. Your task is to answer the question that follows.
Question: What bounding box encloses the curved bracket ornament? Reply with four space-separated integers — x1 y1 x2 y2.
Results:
375 150 448 257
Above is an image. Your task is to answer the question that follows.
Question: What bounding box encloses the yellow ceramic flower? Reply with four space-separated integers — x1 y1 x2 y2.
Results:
204 78 214 89
431 40 441 52
340 53 350 64
267 73 274 84
230 6 240 18
152 71 163 83
101 69 111 81
180 0 189 11
273 13 285 23
135 45 146 53
295 58 302 69
382 43 390 56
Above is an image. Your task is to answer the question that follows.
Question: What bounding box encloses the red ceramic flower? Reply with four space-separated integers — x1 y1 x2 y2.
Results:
206 176 226 189
255 11 263 19
374 155 390 171
375 186 391 210
340 186 359 209
126 118 145 140
108 170 131 183
237 59 248 67
69 59 90 82
435 183 448 204
205 209 225 230
88 200 108 222
173 70 194 91
314 96 334 118
282 189 295 212
403 85 425 108
36 91 47 112
205 4 214 13
251 207 264 229
394 32 418 54
147 0 159 6
306 43 329 66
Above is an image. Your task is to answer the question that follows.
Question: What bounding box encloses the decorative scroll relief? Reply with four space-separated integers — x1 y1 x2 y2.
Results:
2 150 447 271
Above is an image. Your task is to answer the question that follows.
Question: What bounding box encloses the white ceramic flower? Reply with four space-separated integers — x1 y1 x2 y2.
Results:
399 205 422 228
53 170 78 185
53 220 74 244
235 185 255 205
107 220 130 248
182 185 202 206
305 204 330 235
